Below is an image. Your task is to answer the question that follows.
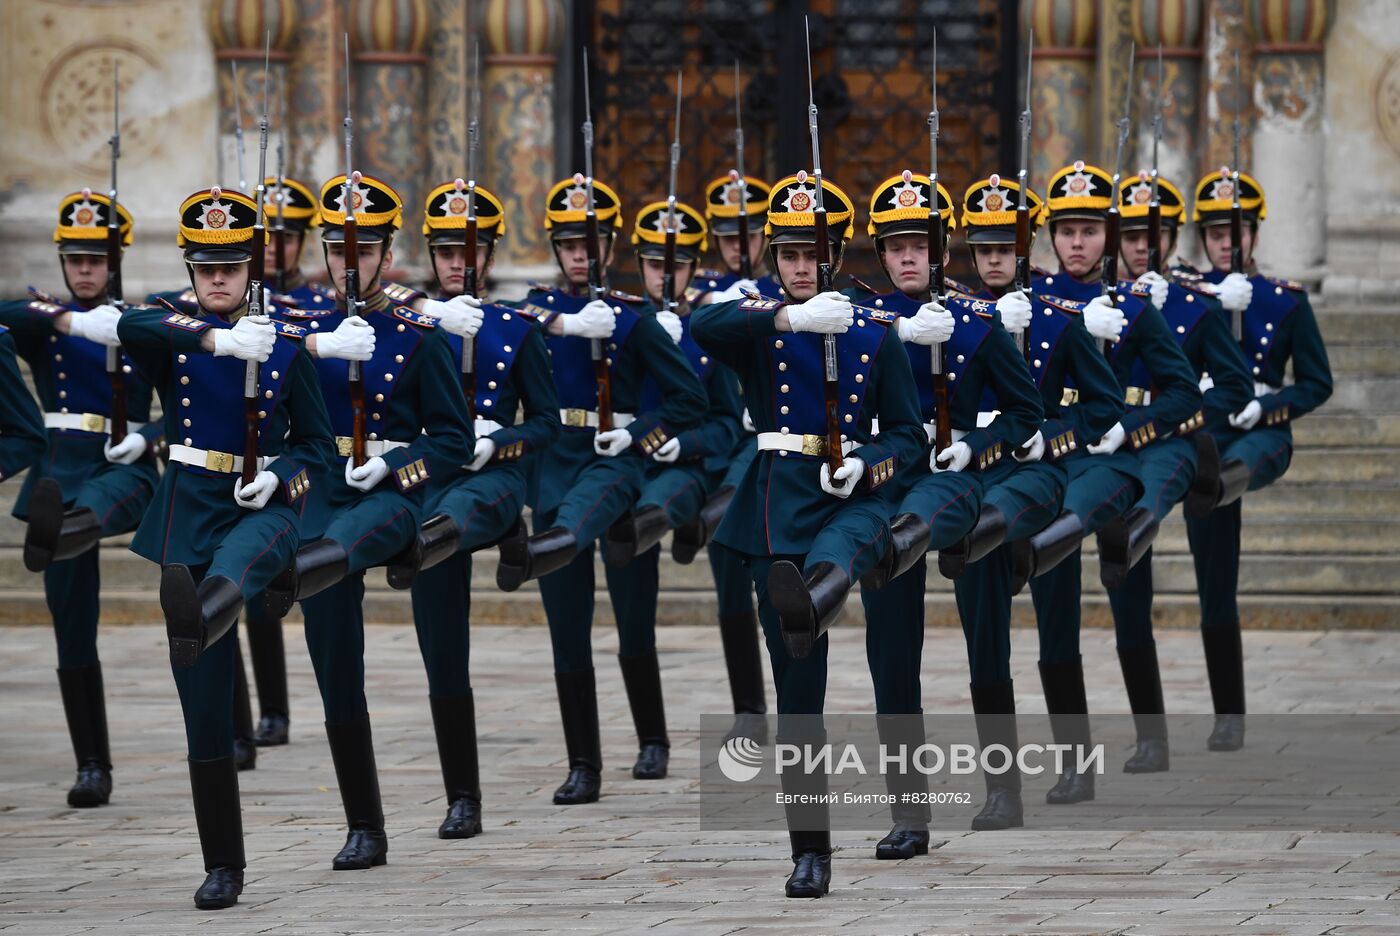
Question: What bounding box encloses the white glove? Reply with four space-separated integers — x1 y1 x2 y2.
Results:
742 408 755 433
103 432 146 465
345 455 389 491
233 470 279 510
655 310 684 344
422 294 484 338
315 315 376 361
1014 430 1045 463
786 291 852 334
652 437 681 463
213 315 276 361
1229 399 1263 431
593 427 632 457
1087 422 1127 455
819 456 865 499
1134 271 1169 311
896 300 955 346
995 290 1032 333
1212 272 1253 313
67 304 124 347
931 441 972 473
466 437 496 471
713 278 758 302
560 299 616 339
1083 295 1125 343
1199 373 1215 394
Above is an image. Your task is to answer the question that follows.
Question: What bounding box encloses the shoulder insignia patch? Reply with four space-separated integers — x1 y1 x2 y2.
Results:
1265 276 1307 293
517 303 551 319
273 321 306 339
270 291 302 309
383 282 426 303
944 275 976 296
847 274 881 296
27 300 65 317
162 312 209 332
393 307 439 329
282 305 336 318
1170 262 1202 277
1041 295 1086 315
526 282 554 295
608 288 645 304
696 267 725 279
857 304 898 324
737 296 781 312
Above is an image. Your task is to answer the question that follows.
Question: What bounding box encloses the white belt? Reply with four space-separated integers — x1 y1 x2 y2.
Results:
168 443 277 474
755 431 856 458
1254 381 1282 397
474 417 504 436
44 413 147 435
559 409 635 429
925 410 997 445
334 437 411 458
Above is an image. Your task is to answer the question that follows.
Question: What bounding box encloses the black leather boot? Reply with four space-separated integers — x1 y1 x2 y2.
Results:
325 717 388 870
429 693 482 839
1182 432 1222 518
552 669 602 804
247 604 290 746
385 514 460 590
57 664 112 808
618 650 670 780
23 478 102 572
1214 458 1252 510
1010 510 1086 594
232 649 257 772
1202 625 1246 751
768 560 850 660
672 486 734 564
263 539 349 618
859 513 931 591
874 715 931 859
1118 642 1170 772
717 611 768 744
162 565 243 668
1098 507 1161 590
604 505 670 567
1039 658 1096 804
778 724 833 896
938 505 1008 580
786 830 833 897
188 756 245 910
497 526 578 592
969 680 1024 830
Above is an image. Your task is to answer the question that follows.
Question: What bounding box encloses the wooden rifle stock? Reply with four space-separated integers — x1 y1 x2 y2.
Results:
104 219 128 446
343 217 367 467
813 205 843 475
242 223 266 486
461 211 478 422
928 201 951 455
1146 200 1162 275
1100 207 1121 356
1013 205 1032 361
584 209 613 432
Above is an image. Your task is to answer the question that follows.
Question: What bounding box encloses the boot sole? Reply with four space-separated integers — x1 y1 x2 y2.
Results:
768 561 816 659
161 565 203 669
552 791 600 805
331 853 388 871
970 815 1024 831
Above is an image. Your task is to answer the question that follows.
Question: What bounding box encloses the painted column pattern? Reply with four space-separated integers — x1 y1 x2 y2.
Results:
209 0 299 195
1025 0 1099 187
1131 1 1205 214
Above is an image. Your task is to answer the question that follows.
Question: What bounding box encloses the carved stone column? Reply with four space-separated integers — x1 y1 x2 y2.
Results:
209 0 299 194
1025 0 1099 186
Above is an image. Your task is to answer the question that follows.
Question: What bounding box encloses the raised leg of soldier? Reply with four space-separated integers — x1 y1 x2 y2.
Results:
898 469 983 549
553 460 645 550
606 466 708 568
244 598 290 746
985 462 1067 541
320 491 420 575
1224 425 1294 492
1184 497 1247 752
604 544 670 779
410 549 483 838
1062 462 1143 537
431 468 525 553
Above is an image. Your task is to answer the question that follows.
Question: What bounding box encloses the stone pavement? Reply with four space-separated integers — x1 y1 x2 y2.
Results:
2 623 1398 935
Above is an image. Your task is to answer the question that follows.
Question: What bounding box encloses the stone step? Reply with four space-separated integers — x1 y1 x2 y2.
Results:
1316 308 1400 346
1326 343 1400 376
1290 411 1400 447
1328 377 1400 412
1228 481 1400 518
1269 446 1399 484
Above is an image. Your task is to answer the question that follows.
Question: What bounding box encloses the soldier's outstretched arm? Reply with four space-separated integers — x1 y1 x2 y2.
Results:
480 324 560 459
1057 315 1126 446
847 325 926 494
690 298 766 374
401 327 475 482
271 348 335 502
629 314 707 442
1265 292 1333 423
671 363 743 461
115 305 184 390
1193 296 1254 423
972 324 1044 454
0 331 45 480
1120 304 1201 443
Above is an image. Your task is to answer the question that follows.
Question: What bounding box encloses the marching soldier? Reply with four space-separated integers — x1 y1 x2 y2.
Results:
1023 160 1199 803
495 176 705 803
260 173 476 870
1182 169 1333 751
692 173 926 897
853 172 1043 857
597 199 744 779
118 186 334 908
1106 172 1253 771
0 325 45 479
694 174 783 303
380 179 561 837
0 190 163 808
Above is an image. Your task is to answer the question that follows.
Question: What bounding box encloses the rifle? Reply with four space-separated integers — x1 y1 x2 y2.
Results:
1146 44 1164 275
804 17 844 475
927 27 951 455
342 33 367 468
1013 31 1035 361
273 76 288 292
241 35 272 487
662 70 683 316
105 64 128 445
732 60 752 280
1101 42 1135 355
1228 49 1244 341
460 40 481 420
580 48 612 432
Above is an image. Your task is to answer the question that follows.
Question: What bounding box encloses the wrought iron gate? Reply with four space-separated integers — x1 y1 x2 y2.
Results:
575 0 1019 289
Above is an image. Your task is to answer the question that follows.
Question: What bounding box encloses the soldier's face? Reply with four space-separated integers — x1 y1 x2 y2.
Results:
640 257 696 306
1121 228 1175 277
433 244 495 298
775 244 821 302
324 241 391 298
716 231 765 274
1203 223 1255 272
972 244 1015 290
191 262 250 315
880 233 943 296
61 254 108 301
1052 220 1106 279
553 236 614 287
264 231 304 276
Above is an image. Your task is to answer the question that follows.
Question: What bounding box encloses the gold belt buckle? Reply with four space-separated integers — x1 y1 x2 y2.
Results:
205 450 235 473
1125 387 1149 407
80 412 107 433
1060 389 1080 407
800 434 828 457
336 436 354 457
562 408 589 428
